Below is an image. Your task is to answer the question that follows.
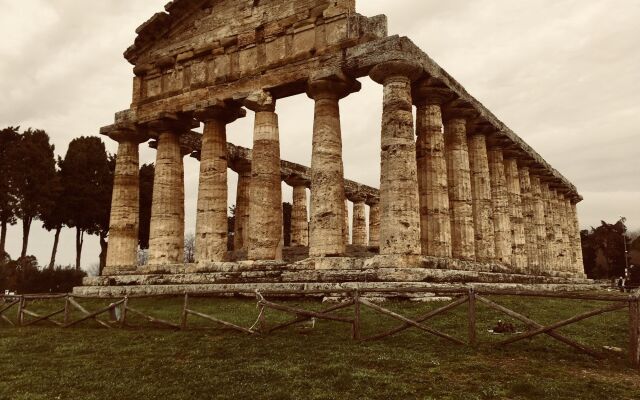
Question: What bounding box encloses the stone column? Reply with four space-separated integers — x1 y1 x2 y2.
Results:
368 201 380 248
570 201 585 276
561 196 576 273
557 191 572 272
148 117 193 265
468 133 495 262
291 183 309 247
194 104 245 264
504 158 527 272
531 176 548 273
518 166 539 274
541 182 557 273
233 164 251 252
307 75 359 257
413 84 452 258
352 198 367 246
370 60 423 256
343 199 350 246
549 189 567 272
104 129 146 274
245 91 283 261
488 146 512 265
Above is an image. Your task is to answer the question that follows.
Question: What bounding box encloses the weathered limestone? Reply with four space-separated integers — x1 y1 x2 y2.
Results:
104 130 146 274
570 202 585 275
488 147 512 265
148 117 193 265
233 167 251 252
541 182 556 273
518 166 539 274
370 60 423 256
352 199 367 246
550 189 569 271
413 84 452 258
343 199 350 245
194 104 245 263
504 158 527 272
307 75 359 256
368 201 380 248
468 134 495 262
444 116 475 261
530 176 549 272
291 184 309 247
561 196 576 273
557 192 572 272
245 91 283 261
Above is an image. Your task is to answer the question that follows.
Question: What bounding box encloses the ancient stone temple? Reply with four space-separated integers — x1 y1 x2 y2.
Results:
77 0 590 296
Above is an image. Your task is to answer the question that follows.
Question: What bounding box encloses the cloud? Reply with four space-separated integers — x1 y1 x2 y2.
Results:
1 0 638 268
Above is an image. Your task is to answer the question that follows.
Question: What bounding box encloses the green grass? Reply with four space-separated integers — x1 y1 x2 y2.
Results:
0 295 638 400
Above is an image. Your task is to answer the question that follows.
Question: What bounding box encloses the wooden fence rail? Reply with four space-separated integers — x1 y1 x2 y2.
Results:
1 289 639 368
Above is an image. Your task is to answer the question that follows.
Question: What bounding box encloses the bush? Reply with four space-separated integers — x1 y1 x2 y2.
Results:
0 256 86 294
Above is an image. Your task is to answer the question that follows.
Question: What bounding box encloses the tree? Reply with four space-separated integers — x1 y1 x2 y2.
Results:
96 154 115 275
0 127 20 256
138 163 154 250
11 129 58 258
58 137 112 270
581 218 628 279
283 202 292 247
41 164 63 269
184 233 195 263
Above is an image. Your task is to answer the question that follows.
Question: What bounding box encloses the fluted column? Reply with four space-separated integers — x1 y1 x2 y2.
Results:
557 192 572 272
104 129 147 274
504 158 527 272
291 184 309 247
370 61 423 256
352 199 367 246
245 91 283 261
518 166 539 274
194 104 245 263
530 176 548 273
148 117 193 265
368 201 380 248
570 201 585 276
468 133 495 262
234 166 251 252
413 84 452 258
562 196 576 273
488 147 512 265
306 75 359 256
550 189 568 272
541 182 556 273
343 199 350 245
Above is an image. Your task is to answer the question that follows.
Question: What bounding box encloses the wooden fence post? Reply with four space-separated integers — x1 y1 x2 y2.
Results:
630 295 640 368
120 297 129 328
468 288 477 348
181 293 189 330
16 296 24 327
352 290 361 341
63 295 71 325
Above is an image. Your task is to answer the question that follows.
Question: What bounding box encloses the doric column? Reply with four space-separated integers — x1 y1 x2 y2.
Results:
291 183 309 247
306 74 359 256
541 182 556 273
352 197 367 246
413 84 452 258
368 201 380 248
370 60 423 256
518 166 539 274
531 176 548 273
468 133 495 262
488 146 512 265
244 91 283 261
148 116 195 265
549 189 567 272
233 162 251 252
343 199 350 245
443 113 476 261
561 196 576 273
557 191 572 272
104 128 147 274
570 201 585 276
504 158 527 272
194 103 245 263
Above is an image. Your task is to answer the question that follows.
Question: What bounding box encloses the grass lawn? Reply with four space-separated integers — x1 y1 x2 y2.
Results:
1 294 638 400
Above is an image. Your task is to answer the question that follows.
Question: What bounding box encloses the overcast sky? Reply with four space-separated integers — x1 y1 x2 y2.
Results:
1 0 638 271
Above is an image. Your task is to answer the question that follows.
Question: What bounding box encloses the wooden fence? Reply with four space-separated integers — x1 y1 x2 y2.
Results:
1 288 639 368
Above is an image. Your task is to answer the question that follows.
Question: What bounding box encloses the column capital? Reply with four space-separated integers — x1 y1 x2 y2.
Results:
243 91 276 112
143 112 199 138
192 99 246 124
369 59 423 84
100 123 149 144
284 175 309 188
347 192 367 204
307 75 361 101
412 82 454 106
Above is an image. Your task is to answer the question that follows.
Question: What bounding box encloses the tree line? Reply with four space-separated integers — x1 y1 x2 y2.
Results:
0 126 155 275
